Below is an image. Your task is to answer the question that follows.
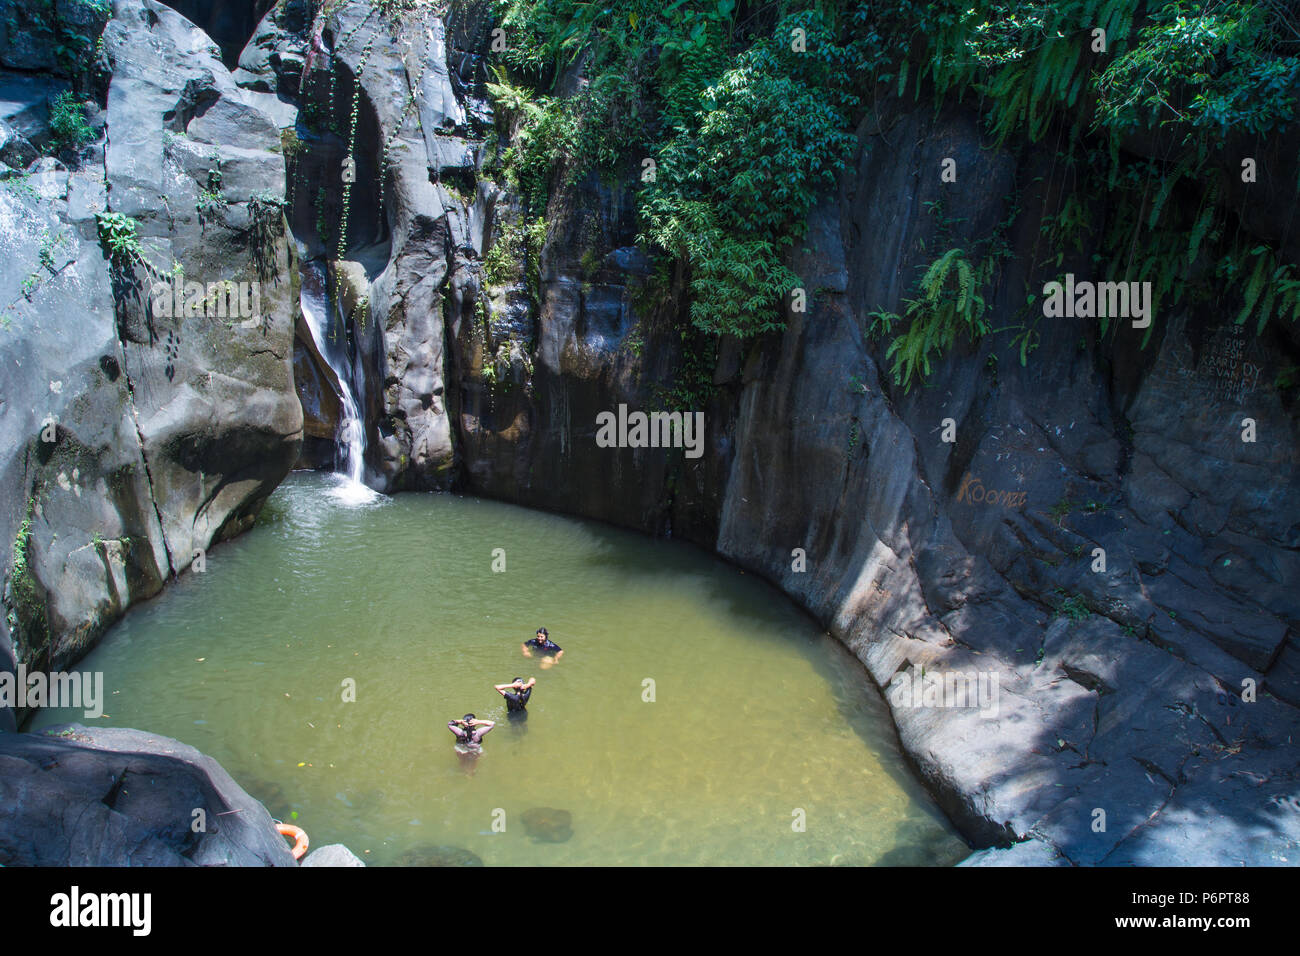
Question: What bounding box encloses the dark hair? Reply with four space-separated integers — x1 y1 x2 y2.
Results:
536 627 548 637
513 677 524 684
463 713 475 723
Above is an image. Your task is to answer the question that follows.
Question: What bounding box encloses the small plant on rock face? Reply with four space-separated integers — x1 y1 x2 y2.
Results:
315 186 331 250
196 162 227 226
94 211 142 264
1049 496 1073 525
38 230 64 271
49 91 95 153
623 328 644 358
248 190 287 275
279 127 304 159
1058 594 1090 622
10 498 41 633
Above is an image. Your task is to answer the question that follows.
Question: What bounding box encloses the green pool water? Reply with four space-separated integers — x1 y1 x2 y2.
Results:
32 472 969 866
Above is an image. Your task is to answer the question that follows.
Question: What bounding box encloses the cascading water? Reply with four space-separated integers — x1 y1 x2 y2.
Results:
298 262 378 503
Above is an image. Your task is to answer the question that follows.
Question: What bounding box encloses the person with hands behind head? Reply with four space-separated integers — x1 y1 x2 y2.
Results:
447 713 495 754
495 676 536 715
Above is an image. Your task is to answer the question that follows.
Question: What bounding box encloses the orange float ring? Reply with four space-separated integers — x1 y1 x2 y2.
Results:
276 823 309 861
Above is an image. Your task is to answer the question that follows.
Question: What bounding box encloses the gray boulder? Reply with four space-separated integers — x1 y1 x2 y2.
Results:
0 725 297 866
300 843 366 867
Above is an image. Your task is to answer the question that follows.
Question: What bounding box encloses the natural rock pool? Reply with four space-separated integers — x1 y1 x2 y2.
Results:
32 472 969 866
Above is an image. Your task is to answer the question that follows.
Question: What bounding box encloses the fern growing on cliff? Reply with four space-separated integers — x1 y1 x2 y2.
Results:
871 249 992 390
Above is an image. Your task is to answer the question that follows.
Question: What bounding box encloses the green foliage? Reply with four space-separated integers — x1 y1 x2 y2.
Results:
485 73 582 214
640 9 863 338
494 1 865 340
48 91 94 152
1229 245 1300 334
1 174 37 200
249 190 287 276
38 229 65 271
8 496 46 653
249 189 287 221
94 211 142 264
25 0 112 83
870 1 1300 348
869 249 992 390
196 188 227 222
483 216 547 300
11 509 31 581
1096 1 1298 141
1049 496 1074 525
197 160 227 225
315 186 331 250
280 127 304 159
1057 594 1091 622
492 0 1300 387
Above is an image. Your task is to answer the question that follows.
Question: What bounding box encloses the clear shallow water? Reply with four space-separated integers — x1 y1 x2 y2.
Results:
33 472 969 866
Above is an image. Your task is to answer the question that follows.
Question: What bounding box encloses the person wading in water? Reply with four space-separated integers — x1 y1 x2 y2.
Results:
521 627 563 669
494 677 536 719
448 714 495 754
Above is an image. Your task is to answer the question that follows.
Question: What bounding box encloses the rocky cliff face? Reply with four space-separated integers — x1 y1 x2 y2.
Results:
0 0 302 728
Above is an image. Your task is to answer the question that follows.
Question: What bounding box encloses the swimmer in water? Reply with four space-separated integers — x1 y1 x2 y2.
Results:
521 627 563 669
448 713 495 754
494 676 536 716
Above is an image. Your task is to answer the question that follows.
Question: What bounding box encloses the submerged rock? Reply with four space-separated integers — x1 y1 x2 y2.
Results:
393 844 484 867
521 807 573 843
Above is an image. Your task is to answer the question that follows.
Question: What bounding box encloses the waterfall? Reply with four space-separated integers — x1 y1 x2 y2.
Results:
299 262 377 503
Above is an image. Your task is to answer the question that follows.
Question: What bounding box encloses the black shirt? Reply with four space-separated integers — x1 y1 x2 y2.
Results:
503 686 532 712
525 637 562 655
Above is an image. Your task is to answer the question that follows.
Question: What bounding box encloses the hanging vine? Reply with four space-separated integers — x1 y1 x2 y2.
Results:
335 35 375 260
